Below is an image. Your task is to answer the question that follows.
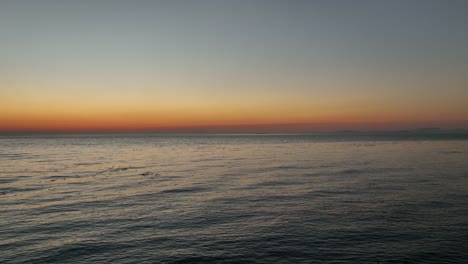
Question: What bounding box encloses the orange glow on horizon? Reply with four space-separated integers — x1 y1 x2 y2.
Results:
2 107 467 133
2 80 468 133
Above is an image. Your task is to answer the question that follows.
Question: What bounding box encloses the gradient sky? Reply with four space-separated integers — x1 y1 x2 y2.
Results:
1 0 468 132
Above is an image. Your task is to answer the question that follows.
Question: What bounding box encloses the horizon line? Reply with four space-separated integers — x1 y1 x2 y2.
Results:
2 127 468 135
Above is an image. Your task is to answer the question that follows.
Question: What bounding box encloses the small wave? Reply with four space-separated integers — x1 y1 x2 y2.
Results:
339 167 413 175
46 175 84 180
247 180 303 188
75 162 102 166
245 165 319 174
161 186 209 194
340 169 362 174
0 187 41 196
108 167 130 172
140 172 160 177
34 160 56 163
98 166 145 174
0 153 40 160
0 177 21 184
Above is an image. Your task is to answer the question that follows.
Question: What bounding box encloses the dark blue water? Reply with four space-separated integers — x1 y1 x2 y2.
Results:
1 134 468 263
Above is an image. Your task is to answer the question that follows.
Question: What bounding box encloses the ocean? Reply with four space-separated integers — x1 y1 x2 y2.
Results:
1 133 468 263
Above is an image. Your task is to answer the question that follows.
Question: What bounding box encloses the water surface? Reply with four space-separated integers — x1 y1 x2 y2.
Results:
1 134 468 263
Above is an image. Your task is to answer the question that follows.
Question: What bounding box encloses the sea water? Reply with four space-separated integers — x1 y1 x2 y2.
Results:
1 133 468 263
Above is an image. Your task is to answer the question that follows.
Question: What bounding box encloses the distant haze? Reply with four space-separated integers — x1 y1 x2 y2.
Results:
1 0 468 132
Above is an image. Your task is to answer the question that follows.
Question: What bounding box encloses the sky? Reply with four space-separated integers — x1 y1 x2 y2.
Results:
1 0 468 132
